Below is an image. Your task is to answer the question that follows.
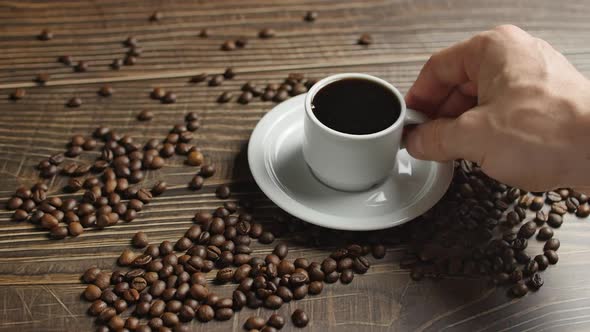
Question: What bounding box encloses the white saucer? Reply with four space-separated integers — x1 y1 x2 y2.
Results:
247 94 454 231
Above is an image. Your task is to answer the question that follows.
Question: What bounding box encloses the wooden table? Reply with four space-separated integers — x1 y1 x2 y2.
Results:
2 1 590 331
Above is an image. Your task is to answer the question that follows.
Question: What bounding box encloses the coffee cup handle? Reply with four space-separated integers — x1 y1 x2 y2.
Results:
400 108 428 150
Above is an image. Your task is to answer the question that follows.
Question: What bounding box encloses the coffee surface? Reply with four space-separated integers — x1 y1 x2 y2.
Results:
311 78 400 135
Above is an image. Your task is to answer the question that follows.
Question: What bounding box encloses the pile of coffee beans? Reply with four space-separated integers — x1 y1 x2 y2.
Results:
81 200 385 331
6 111 215 239
390 160 581 297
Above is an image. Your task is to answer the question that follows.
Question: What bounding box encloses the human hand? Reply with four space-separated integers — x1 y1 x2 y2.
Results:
405 25 590 193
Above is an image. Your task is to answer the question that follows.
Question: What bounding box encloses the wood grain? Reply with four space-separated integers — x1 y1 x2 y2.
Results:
1 0 590 331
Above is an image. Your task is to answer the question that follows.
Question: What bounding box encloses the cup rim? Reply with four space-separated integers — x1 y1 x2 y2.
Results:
304 73 407 140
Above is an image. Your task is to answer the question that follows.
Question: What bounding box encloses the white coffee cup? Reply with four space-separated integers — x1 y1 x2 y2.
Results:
302 73 427 191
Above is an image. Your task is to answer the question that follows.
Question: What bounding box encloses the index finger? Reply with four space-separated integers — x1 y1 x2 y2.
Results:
405 34 486 117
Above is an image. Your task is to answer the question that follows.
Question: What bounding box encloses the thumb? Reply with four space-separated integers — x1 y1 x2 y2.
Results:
405 110 485 162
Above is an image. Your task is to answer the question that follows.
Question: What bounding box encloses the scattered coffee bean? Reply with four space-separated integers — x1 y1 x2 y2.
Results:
291 309 309 328
38 29 53 41
245 316 265 330
358 33 373 45
259 28 276 38
199 29 210 37
137 110 154 121
58 55 73 65
132 231 149 248
190 73 207 83
74 61 89 72
10 88 26 100
34 73 50 86
304 11 318 22
111 59 123 69
150 11 163 21
67 97 82 107
221 40 236 51
209 75 224 86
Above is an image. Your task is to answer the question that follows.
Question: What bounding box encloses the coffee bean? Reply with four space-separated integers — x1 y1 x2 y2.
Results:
163 92 177 104
38 29 53 40
149 299 166 317
34 73 49 84
259 28 276 38
244 316 265 330
215 307 233 321
535 226 553 240
517 221 537 239
84 284 102 301
528 273 544 290
213 185 230 199
74 61 88 72
49 226 68 239
509 269 523 282
189 73 208 84
221 40 236 51
533 254 549 271
137 110 154 121
263 294 282 310
547 213 563 228
529 196 544 211
551 202 568 215
542 239 560 253
114 299 128 313
10 88 26 100
358 33 373 45
199 28 210 37
118 249 136 266
68 221 83 236
238 91 253 104
216 267 234 283
304 11 318 22
259 231 274 244
195 304 215 323
291 309 309 328
523 260 538 277
58 55 73 65
151 87 166 100
40 214 59 229
566 197 580 212
577 204 590 217
337 257 353 271
178 305 195 322
273 89 289 102
148 317 163 329
511 281 528 297
512 238 528 251
340 269 354 284
189 284 208 301
111 59 123 69
161 312 179 327
544 250 559 264
88 299 107 316
67 97 82 107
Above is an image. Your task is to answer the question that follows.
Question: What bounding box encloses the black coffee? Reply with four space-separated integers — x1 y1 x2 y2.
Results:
311 78 400 135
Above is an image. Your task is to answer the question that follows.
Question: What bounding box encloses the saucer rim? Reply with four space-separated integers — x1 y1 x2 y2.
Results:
248 94 454 231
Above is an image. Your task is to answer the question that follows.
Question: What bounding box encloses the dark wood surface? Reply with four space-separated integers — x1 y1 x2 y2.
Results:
1 1 590 331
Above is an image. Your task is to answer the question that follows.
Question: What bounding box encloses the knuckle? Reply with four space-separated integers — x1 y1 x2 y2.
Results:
493 24 524 36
